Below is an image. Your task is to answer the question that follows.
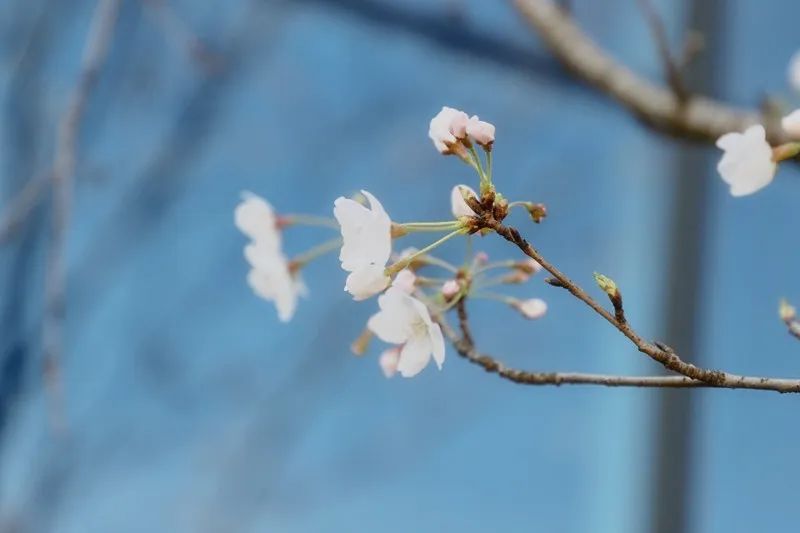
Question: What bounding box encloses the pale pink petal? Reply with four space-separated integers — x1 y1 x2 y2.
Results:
379 348 401 378
466 115 495 146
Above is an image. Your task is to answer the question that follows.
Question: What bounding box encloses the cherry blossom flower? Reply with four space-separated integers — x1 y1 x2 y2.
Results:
450 184 478 219
235 193 303 322
466 115 495 147
429 106 469 153
379 347 400 378
245 242 306 322
367 287 446 378
716 125 776 197
334 190 393 300
782 109 800 138
513 298 548 320
789 51 800 92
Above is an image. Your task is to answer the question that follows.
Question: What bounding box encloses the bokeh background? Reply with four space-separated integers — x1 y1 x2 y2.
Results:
1 0 800 532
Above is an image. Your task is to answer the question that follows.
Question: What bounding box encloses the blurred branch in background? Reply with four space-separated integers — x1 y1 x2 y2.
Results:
634 0 689 102
41 0 122 432
513 0 787 144
140 0 225 74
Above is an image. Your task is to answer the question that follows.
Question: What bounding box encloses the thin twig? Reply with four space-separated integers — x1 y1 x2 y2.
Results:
485 219 800 393
140 0 224 74
513 0 785 144
442 300 705 388
42 0 122 429
635 0 689 102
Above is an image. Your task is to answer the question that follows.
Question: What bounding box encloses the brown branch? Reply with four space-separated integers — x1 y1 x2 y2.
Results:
513 0 786 144
484 219 800 393
443 299 706 388
42 0 122 429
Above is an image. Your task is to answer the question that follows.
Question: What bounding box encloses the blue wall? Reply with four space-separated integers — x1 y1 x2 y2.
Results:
1 1 799 531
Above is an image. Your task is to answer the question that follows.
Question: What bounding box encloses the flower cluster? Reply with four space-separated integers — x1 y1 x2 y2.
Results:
714 53 800 197
236 106 550 379
235 193 305 322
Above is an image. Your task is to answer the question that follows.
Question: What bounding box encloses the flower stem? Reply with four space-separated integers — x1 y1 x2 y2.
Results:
282 214 340 230
485 148 493 184
472 291 515 304
414 254 460 274
401 221 463 232
387 229 466 275
292 237 342 267
468 144 486 184
474 260 518 274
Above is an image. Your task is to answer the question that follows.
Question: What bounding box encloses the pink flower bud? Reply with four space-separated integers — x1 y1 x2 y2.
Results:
475 252 489 265
379 347 401 378
441 280 460 299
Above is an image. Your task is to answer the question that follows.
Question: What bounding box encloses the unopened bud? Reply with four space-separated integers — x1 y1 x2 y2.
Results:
512 298 548 320
526 203 547 223
502 271 530 284
593 272 618 298
379 347 401 378
544 277 566 288
474 251 489 265
442 280 461 299
514 258 543 275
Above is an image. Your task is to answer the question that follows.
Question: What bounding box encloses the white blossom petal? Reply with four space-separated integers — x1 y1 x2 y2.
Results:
392 269 417 294
782 109 800 138
235 192 280 248
368 289 413 344
397 335 432 378
334 191 392 272
237 193 302 322
450 184 477 219
246 262 299 323
716 125 776 197
515 298 548 320
368 287 445 377
345 265 390 301
427 322 445 370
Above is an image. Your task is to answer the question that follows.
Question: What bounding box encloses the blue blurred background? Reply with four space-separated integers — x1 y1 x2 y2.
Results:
1 0 800 531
